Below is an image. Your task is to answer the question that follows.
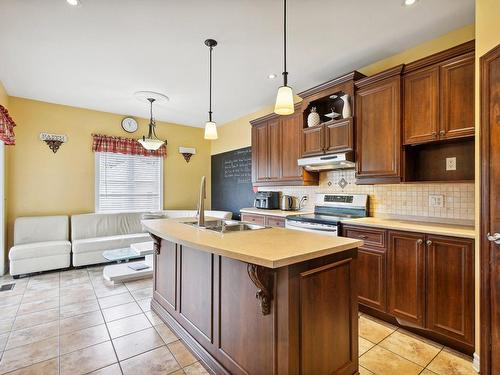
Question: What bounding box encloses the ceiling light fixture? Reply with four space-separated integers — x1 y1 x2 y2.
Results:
403 0 418 6
204 39 218 140
138 98 167 151
66 0 81 6
274 0 296 116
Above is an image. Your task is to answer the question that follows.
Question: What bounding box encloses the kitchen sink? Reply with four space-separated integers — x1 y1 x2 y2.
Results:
184 219 267 233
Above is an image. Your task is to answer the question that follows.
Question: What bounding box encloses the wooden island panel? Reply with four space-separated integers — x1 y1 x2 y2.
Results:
151 237 359 375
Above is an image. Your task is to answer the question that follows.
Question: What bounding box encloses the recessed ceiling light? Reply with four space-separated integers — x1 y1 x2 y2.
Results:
268 74 277 79
403 0 418 6
66 0 81 6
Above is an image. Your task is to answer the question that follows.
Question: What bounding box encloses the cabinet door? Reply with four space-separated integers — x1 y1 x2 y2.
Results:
356 76 402 183
268 119 281 180
240 213 266 226
387 231 426 327
325 118 353 153
403 66 439 145
426 235 474 346
302 126 324 157
252 123 269 183
357 247 386 312
154 240 177 312
280 113 303 181
439 53 475 140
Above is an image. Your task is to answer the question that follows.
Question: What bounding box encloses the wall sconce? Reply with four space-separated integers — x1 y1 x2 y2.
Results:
179 147 196 163
40 133 68 153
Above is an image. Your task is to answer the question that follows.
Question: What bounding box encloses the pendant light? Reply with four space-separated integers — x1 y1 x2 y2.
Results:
274 0 295 116
138 98 167 151
204 39 218 140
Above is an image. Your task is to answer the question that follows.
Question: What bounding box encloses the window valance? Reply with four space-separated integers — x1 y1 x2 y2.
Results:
0 105 16 145
92 134 166 157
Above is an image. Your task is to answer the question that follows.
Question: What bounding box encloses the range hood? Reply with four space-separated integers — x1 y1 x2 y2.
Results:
298 152 355 171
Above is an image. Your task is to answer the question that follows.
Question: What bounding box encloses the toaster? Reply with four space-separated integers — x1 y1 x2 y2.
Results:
253 191 280 209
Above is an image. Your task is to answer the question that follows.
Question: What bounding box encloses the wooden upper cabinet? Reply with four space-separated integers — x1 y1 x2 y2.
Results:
355 66 403 184
440 52 475 140
302 125 324 157
403 66 440 144
267 119 281 180
251 107 318 186
403 42 475 145
387 231 426 328
325 118 353 153
426 235 474 346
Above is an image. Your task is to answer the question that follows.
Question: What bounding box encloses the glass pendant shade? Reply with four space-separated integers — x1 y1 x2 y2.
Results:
274 85 295 115
204 121 218 140
138 136 164 151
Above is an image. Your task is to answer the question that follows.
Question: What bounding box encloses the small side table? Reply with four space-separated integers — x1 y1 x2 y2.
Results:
102 241 154 283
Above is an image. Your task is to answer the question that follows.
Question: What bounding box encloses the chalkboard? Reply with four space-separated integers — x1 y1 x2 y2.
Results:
211 147 254 220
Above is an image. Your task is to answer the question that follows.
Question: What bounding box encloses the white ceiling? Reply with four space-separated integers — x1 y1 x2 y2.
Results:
0 0 474 127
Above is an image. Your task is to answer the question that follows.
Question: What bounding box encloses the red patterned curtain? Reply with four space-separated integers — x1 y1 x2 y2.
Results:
92 134 166 157
0 105 16 145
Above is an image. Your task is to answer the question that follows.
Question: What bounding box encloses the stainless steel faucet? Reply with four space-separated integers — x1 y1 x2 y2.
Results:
197 176 206 227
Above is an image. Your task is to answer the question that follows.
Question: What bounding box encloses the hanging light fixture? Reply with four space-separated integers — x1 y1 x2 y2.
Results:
274 0 295 116
204 39 218 140
138 98 167 151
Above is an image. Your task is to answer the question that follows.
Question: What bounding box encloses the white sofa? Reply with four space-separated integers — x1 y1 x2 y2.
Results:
9 216 71 277
71 210 233 267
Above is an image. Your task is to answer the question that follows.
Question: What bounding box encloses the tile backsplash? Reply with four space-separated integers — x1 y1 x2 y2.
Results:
258 170 474 225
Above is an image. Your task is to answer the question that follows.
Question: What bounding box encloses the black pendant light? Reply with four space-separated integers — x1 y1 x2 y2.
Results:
274 0 295 115
204 39 218 140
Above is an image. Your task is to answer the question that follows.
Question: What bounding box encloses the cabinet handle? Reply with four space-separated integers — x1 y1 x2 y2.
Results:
426 240 433 246
431 131 437 137
359 235 368 239
416 239 423 245
439 130 445 136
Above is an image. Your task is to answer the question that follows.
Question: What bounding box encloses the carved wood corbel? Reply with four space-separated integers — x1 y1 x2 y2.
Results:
151 234 162 255
247 264 274 315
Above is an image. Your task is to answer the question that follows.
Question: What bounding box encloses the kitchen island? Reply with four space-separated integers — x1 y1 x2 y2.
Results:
143 218 363 375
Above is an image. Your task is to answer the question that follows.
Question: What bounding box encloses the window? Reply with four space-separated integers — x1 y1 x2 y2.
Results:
95 152 163 213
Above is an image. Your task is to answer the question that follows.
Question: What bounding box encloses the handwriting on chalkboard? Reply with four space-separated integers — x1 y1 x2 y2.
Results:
223 150 251 184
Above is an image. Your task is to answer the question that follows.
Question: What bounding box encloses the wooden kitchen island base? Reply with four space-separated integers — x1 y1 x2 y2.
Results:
151 239 359 375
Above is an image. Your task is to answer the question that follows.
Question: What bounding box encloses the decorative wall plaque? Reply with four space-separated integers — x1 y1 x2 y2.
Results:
39 133 68 153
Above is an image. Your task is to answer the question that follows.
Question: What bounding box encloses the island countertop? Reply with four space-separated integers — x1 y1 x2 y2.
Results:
142 217 363 268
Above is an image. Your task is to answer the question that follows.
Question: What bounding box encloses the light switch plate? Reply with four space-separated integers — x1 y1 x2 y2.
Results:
429 194 445 208
446 157 457 171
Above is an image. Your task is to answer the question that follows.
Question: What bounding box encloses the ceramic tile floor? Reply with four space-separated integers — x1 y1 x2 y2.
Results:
0 267 476 375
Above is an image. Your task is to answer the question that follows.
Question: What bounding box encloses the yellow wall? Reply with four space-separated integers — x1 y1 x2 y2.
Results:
211 24 475 156
474 0 500 357
5 97 211 251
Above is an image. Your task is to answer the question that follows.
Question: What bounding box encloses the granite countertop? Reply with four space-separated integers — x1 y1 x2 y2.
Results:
340 217 475 239
240 207 314 218
142 217 363 269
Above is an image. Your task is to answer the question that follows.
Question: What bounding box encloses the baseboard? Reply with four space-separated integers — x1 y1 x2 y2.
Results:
151 299 230 375
472 352 480 373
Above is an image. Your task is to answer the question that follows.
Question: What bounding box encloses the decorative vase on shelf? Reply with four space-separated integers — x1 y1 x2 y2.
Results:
340 94 351 118
307 107 321 127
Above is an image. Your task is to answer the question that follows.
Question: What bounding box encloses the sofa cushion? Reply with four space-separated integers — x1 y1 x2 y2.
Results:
71 213 146 240
9 241 71 261
14 216 69 245
72 233 152 254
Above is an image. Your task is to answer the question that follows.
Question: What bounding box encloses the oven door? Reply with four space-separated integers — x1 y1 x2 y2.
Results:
285 220 338 236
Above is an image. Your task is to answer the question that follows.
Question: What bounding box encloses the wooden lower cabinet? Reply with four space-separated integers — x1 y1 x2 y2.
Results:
343 225 474 353
357 247 386 311
241 213 285 228
240 213 266 226
387 231 426 327
426 235 474 345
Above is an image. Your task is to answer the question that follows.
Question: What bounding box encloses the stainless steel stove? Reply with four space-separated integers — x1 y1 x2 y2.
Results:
285 193 368 236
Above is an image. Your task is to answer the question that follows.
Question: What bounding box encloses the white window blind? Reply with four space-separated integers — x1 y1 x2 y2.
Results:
95 152 163 213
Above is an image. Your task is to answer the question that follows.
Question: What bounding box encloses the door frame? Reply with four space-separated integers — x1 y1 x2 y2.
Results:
480 43 500 375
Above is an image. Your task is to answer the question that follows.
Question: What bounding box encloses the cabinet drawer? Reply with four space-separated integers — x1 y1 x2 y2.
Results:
241 213 266 226
266 216 285 228
343 226 386 248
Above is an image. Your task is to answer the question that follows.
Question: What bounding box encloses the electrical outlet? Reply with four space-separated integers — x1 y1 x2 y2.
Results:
429 194 445 208
446 157 457 171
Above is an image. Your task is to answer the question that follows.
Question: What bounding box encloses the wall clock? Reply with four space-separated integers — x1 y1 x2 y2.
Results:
121 117 138 133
